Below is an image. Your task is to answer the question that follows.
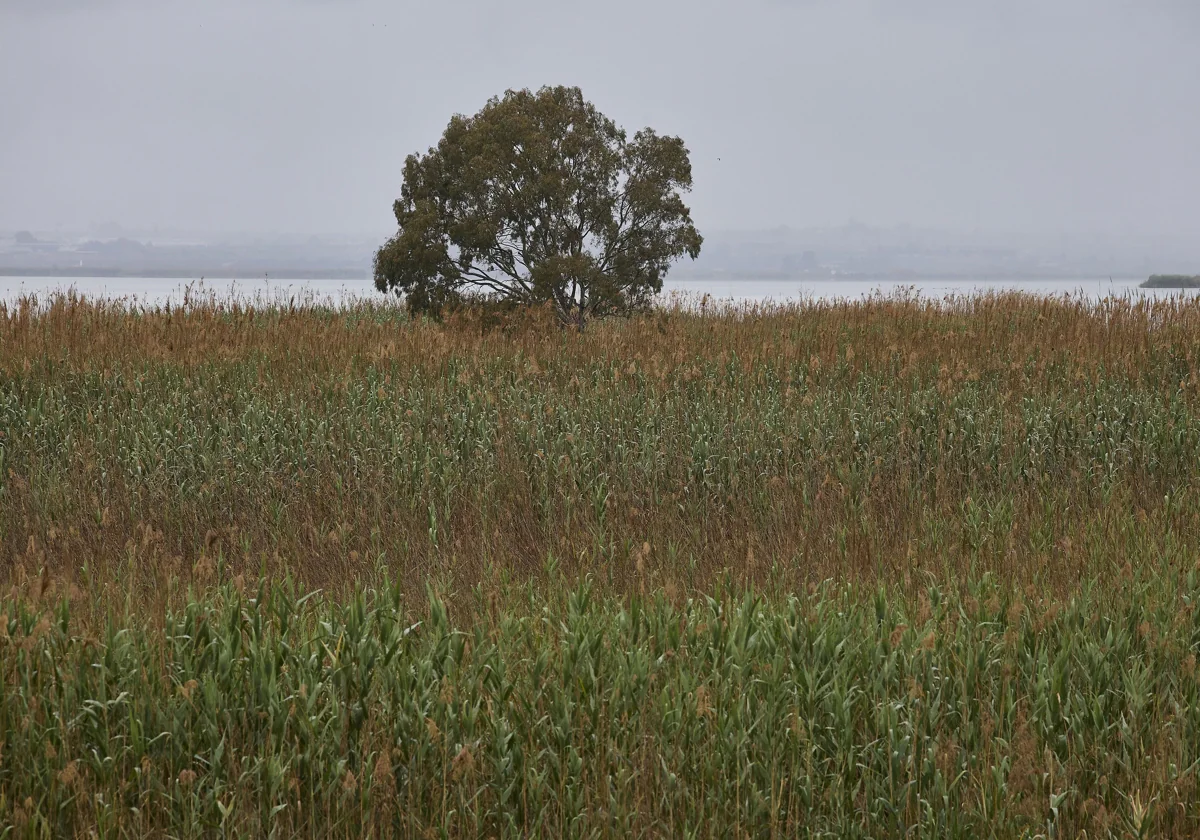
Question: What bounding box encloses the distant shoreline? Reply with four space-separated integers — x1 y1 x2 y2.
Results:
1140 275 1200 289
1 267 1153 283
0 267 369 281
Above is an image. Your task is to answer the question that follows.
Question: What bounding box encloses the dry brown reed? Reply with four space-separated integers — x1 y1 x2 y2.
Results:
2 291 1199 611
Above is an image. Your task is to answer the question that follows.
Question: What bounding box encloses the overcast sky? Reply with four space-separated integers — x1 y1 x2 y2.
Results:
3 0 1198 239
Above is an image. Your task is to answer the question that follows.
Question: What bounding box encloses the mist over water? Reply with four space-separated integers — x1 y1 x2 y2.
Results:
3 0 1199 248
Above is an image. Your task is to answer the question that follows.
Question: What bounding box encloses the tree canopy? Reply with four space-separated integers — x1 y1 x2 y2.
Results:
374 86 702 326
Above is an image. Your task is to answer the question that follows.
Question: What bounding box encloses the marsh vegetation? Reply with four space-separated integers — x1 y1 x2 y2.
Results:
2 291 1200 836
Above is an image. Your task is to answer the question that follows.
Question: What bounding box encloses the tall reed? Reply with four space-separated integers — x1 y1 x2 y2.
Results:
2 292 1198 602
2 571 1198 837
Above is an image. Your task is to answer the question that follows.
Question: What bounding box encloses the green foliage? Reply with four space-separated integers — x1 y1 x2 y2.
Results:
373 86 703 326
2 575 1199 837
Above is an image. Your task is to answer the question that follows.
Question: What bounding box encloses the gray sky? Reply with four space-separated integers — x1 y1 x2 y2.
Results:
3 0 1198 239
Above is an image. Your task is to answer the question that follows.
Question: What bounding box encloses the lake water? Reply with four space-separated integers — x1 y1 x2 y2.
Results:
662 276 1199 304
2 274 1197 308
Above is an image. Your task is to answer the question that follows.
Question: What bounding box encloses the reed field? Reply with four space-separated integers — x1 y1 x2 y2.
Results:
2 291 1200 836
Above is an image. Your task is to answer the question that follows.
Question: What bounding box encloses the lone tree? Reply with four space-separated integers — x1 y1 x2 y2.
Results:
374 86 702 327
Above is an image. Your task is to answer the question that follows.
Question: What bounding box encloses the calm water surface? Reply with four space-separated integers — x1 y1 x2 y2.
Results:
2 275 1197 308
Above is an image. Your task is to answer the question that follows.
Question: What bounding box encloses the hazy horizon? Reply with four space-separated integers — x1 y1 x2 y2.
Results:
3 0 1199 242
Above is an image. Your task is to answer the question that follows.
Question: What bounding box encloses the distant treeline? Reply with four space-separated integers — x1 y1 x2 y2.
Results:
1141 274 1200 288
